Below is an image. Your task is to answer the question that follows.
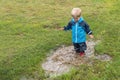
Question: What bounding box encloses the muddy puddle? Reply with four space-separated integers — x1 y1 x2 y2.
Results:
42 40 112 77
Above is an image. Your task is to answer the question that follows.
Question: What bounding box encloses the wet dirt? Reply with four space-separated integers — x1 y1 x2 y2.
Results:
42 40 112 77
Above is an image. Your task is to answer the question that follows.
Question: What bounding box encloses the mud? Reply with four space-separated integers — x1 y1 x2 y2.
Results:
42 40 112 77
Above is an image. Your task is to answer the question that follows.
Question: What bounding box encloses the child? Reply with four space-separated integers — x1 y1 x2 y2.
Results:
64 8 94 57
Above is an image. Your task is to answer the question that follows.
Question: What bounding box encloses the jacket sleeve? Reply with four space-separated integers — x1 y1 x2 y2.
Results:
83 21 93 35
64 21 72 31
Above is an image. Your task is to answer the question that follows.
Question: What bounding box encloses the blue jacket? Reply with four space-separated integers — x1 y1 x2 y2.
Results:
64 17 92 43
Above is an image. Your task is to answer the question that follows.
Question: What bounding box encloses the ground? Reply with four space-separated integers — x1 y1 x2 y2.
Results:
0 0 120 80
42 40 111 78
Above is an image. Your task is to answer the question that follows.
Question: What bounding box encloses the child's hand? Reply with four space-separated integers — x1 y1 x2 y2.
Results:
89 35 94 39
58 27 64 30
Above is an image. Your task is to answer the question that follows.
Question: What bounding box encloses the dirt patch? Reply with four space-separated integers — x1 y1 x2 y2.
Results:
95 54 112 61
42 40 112 77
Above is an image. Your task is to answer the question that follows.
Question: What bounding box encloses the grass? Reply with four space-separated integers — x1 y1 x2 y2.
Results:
0 0 120 80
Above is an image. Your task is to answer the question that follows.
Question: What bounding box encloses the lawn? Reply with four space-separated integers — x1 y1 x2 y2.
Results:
0 0 120 80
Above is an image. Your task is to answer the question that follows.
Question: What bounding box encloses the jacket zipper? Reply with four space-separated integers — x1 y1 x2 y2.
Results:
75 23 77 42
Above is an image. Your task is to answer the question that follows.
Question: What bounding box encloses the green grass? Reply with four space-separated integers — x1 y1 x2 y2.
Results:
0 0 120 80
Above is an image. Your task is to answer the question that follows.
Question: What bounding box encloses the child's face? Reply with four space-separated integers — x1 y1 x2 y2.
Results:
72 15 80 22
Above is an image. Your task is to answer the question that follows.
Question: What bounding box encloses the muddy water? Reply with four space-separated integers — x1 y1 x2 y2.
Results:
42 40 111 77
